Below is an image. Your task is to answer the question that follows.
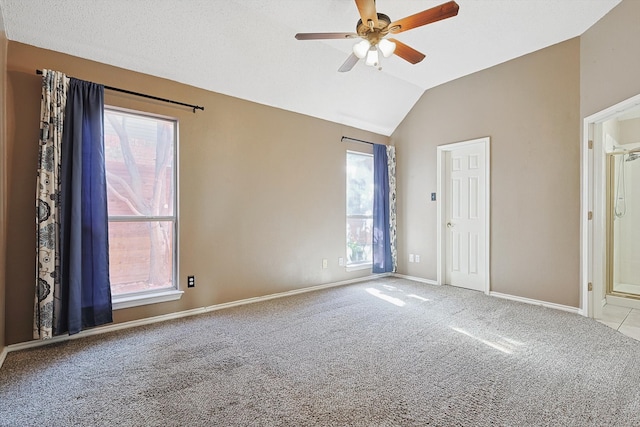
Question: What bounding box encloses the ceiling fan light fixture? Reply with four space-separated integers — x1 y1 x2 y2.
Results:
378 38 396 58
352 39 371 59
365 46 379 67
294 1 460 72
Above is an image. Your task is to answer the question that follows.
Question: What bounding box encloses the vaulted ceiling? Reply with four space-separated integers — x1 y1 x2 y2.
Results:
0 0 621 135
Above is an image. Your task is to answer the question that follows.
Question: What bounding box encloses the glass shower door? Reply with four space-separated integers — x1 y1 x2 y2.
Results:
610 151 640 297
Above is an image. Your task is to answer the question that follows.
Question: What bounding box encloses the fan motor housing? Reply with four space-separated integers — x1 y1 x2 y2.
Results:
356 13 392 38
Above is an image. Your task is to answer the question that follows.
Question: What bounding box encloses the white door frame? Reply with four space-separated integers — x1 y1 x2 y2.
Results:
581 93 640 318
436 137 491 294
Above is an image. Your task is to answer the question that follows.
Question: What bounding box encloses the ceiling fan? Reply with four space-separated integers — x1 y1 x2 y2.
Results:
295 0 459 72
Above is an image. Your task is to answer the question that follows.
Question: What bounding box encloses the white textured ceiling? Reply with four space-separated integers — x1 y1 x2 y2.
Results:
0 0 621 136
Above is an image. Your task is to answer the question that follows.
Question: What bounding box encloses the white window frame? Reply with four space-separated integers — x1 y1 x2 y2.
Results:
346 150 373 271
104 106 183 309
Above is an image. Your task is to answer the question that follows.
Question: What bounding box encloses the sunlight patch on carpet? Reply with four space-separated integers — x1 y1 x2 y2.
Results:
366 288 406 307
450 326 520 355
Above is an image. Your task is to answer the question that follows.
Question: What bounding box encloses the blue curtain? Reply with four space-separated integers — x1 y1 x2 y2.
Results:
57 78 112 335
372 144 393 273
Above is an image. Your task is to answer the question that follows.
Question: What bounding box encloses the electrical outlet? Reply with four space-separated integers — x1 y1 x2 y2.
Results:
187 275 195 288
415 255 421 263
322 259 328 269
338 257 344 266
409 254 415 263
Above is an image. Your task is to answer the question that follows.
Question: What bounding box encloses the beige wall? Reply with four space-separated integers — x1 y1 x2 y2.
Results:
580 0 640 119
5 42 388 345
0 23 7 351
392 38 581 307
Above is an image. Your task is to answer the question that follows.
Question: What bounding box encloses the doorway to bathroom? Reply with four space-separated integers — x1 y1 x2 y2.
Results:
582 93 640 319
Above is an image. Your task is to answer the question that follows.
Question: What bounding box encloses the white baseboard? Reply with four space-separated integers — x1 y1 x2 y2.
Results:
201 273 392 314
0 346 7 369
392 276 580 315
489 291 580 314
392 273 438 286
6 306 209 354
4 274 391 355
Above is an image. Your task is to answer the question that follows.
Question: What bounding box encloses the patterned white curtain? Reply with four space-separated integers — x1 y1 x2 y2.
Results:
34 70 69 339
387 145 397 272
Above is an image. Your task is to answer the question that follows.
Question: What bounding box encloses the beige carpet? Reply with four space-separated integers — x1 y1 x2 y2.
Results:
1 277 640 426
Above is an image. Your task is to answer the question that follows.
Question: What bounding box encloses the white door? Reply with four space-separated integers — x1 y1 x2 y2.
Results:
444 142 487 291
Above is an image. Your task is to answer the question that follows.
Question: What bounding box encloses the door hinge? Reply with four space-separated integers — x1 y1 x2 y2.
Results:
588 140 593 149
588 282 593 291
588 211 593 220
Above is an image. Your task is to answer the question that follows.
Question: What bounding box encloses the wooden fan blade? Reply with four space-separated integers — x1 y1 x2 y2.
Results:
355 0 378 27
295 32 358 40
388 1 459 34
338 53 360 72
388 38 426 64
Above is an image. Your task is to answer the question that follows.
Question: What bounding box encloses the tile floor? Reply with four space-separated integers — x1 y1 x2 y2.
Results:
597 305 640 341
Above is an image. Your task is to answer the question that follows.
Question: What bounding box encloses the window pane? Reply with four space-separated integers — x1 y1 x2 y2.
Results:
108 221 174 295
347 217 372 265
104 108 177 300
346 152 373 266
346 152 373 216
105 110 175 217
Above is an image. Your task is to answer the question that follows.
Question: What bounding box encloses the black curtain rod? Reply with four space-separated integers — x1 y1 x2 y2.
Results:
36 69 204 113
341 136 373 145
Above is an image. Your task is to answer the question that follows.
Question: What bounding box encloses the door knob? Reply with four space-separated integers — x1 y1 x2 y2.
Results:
446 222 453 228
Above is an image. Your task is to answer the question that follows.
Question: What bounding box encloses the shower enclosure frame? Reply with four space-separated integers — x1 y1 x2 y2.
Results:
605 152 640 300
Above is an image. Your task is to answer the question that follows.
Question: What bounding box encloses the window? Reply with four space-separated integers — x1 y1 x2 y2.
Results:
346 151 373 268
104 108 179 307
